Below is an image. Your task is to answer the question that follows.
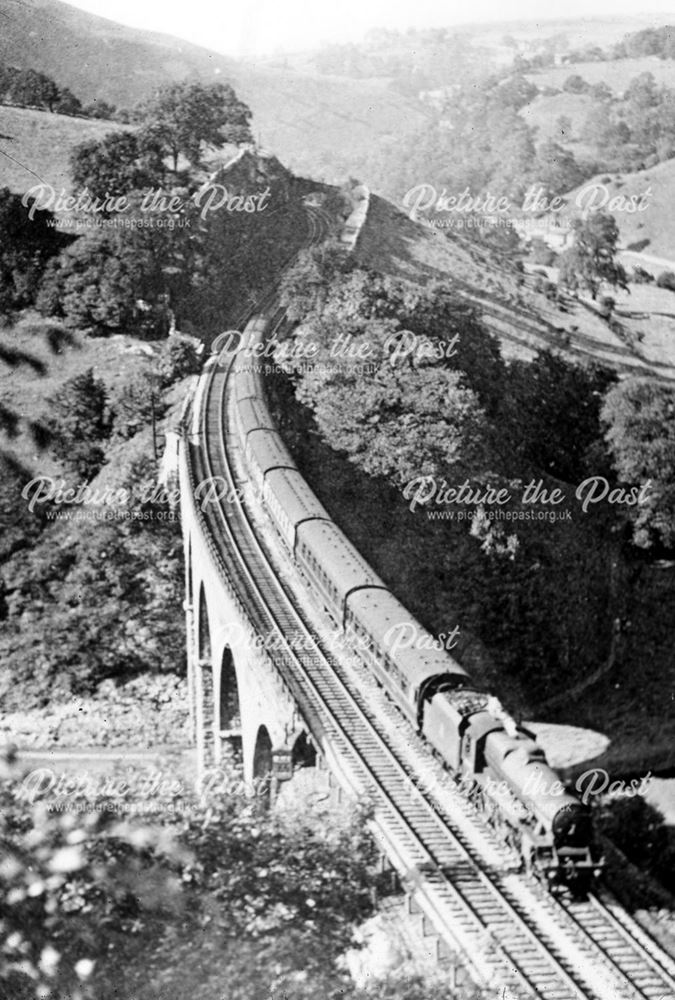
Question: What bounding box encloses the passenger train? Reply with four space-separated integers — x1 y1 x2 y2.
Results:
227 316 602 894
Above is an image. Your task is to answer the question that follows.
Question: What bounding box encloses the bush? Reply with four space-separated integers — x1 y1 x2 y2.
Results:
0 674 189 749
595 795 675 894
656 270 675 292
562 74 590 94
111 371 167 439
46 368 112 479
530 238 556 267
158 334 203 387
0 751 383 1000
630 265 654 284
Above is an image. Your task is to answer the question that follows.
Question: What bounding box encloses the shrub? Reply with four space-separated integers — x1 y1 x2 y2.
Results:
656 270 675 292
0 674 189 749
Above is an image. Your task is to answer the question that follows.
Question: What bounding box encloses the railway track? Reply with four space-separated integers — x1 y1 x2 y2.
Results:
182 211 675 1000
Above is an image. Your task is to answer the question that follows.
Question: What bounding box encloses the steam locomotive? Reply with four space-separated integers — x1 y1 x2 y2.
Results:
228 317 601 893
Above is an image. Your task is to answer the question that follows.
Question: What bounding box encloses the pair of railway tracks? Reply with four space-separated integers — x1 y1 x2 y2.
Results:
182 210 675 999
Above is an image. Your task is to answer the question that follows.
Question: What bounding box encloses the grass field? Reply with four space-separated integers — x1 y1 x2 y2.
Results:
0 105 128 195
525 158 675 263
572 160 675 261
528 55 675 94
520 92 594 151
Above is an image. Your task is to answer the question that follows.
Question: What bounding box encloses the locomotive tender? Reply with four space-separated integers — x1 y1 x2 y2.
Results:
229 316 601 892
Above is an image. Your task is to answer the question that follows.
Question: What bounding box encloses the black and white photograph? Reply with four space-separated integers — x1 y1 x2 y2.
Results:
1 0 675 997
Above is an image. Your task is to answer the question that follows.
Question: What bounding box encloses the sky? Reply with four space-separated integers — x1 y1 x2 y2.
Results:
65 0 675 58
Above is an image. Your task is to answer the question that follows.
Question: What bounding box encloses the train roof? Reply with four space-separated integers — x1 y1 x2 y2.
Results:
347 587 469 683
248 430 297 477
265 468 330 526
237 397 275 437
296 519 384 600
233 366 260 404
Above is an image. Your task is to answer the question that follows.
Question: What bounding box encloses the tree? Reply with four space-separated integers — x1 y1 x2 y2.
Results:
656 270 675 292
38 232 139 334
47 368 111 479
580 103 631 156
562 74 590 94
590 81 613 102
54 87 83 116
138 81 253 172
111 371 166 439
0 451 185 702
558 212 628 299
494 74 538 110
595 795 675 893
37 220 187 337
536 140 585 198
487 107 538 201
498 350 616 483
8 68 59 110
0 187 70 315
624 27 669 58
157 334 202 387
287 319 489 485
82 98 117 119
602 378 675 549
279 241 354 321
71 132 162 201
623 72 661 150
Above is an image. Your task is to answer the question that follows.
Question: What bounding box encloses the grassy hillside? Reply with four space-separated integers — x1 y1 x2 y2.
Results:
558 160 675 261
0 105 129 193
0 0 426 188
0 0 239 107
520 92 593 148
355 194 675 378
233 69 425 185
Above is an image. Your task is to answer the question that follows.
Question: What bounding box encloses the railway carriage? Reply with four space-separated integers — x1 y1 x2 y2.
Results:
245 430 297 495
235 397 276 451
233 365 259 405
263 468 331 552
345 587 469 726
295 519 385 624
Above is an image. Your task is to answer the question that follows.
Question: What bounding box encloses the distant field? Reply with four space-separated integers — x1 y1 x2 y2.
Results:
0 105 128 195
237 69 427 185
528 55 675 94
520 92 593 150
475 14 663 52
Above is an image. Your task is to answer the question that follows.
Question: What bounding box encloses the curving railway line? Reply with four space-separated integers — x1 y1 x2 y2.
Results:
181 207 675 1000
